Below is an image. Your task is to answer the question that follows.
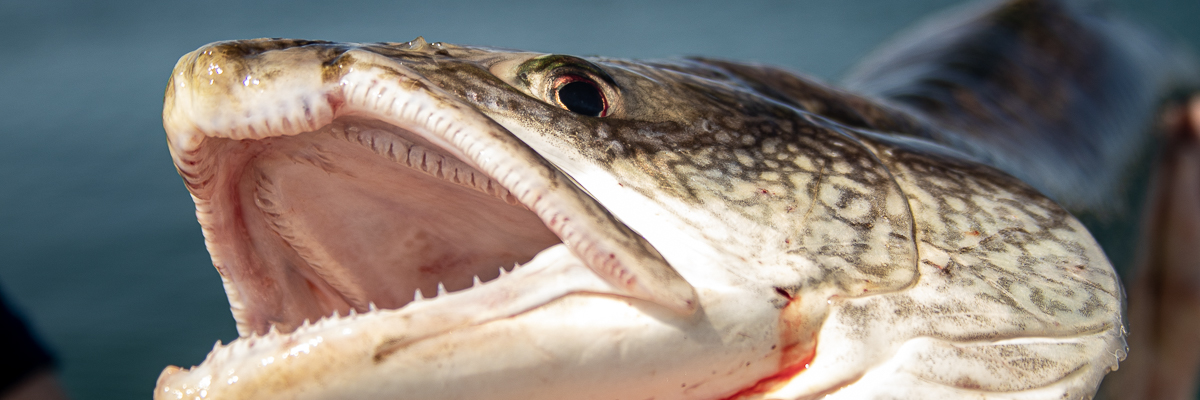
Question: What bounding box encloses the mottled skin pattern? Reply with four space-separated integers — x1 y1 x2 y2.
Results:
155 0 1200 398
847 0 1199 276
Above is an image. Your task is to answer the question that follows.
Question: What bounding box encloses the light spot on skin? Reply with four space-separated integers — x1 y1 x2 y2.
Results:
956 229 984 249
886 190 907 217
859 226 898 266
919 241 951 268
762 138 779 154
827 176 869 195
944 196 967 212
675 164 701 175
788 172 813 189
792 156 815 171
839 197 871 220
729 180 763 200
1027 240 1069 260
735 149 755 167
819 186 843 208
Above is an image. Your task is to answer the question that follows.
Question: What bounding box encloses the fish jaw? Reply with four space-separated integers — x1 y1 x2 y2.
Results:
155 245 796 400
159 39 813 399
163 39 700 335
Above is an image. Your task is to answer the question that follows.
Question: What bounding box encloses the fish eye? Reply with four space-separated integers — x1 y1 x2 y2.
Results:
553 75 607 117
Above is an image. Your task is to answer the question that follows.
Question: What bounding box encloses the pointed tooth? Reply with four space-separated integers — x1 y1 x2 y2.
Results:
349 308 358 316
205 341 222 362
368 302 378 311
437 282 447 297
473 275 483 287
301 319 311 328
498 266 508 276
415 288 425 301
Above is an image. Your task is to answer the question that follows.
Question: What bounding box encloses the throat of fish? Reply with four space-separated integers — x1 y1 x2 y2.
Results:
212 119 559 335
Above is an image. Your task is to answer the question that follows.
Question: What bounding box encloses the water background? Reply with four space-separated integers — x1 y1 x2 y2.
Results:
0 0 1196 398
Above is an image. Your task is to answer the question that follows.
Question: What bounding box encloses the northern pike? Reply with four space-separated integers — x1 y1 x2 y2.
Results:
155 0 1198 398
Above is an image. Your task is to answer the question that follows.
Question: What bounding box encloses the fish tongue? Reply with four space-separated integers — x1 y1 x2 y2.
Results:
376 243 624 345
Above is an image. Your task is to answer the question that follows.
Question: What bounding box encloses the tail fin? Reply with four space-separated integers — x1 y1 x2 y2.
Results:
845 0 1199 217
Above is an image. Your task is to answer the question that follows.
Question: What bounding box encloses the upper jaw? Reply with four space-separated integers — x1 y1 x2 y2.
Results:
162 38 699 336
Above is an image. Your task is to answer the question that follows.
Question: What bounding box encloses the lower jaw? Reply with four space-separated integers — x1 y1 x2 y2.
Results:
157 243 781 400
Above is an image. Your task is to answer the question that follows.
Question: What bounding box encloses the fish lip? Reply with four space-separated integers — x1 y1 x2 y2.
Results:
164 40 698 334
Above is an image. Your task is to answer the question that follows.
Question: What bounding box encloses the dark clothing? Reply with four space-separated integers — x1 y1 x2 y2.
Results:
0 288 54 394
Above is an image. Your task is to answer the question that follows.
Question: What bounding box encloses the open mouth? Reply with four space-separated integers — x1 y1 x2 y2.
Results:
193 117 565 335
163 40 698 340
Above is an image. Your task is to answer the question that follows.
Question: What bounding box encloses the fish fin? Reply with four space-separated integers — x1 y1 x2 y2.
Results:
845 0 1199 219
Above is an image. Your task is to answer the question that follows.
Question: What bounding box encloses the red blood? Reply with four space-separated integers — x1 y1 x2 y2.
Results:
720 294 818 400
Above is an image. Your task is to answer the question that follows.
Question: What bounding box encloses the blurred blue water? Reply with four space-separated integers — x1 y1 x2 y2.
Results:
0 0 1195 398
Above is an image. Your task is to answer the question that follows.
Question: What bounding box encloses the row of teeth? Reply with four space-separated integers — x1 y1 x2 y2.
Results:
329 122 522 206
197 260 527 368
412 265 514 301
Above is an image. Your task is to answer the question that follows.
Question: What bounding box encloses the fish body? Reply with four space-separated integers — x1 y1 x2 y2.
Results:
156 0 1193 398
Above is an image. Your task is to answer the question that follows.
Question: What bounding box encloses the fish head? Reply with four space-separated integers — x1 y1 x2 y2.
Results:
157 37 1122 399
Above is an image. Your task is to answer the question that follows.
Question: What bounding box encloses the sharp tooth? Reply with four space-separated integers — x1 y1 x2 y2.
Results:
301 319 311 328
472 275 483 287
498 266 508 276
437 282 447 297
205 341 222 362
349 308 358 317
368 302 378 311
414 288 425 301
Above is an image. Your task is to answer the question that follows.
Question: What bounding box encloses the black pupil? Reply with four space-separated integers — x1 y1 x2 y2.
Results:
557 81 604 117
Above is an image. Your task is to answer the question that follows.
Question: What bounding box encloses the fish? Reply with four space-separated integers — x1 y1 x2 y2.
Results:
154 0 1197 398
